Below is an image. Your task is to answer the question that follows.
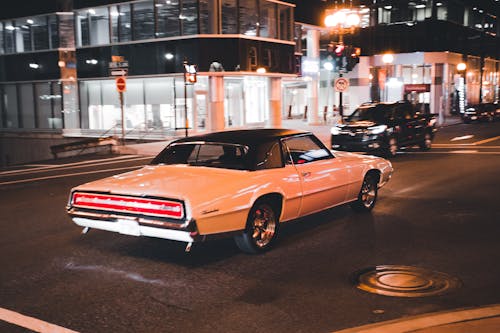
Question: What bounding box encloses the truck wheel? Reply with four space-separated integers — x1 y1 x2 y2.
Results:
419 132 432 151
351 174 378 212
385 137 398 157
234 202 279 254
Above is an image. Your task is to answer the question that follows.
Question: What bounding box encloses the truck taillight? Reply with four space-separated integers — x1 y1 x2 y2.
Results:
72 192 184 219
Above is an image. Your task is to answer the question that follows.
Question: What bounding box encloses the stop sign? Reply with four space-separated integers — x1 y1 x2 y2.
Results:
116 76 126 93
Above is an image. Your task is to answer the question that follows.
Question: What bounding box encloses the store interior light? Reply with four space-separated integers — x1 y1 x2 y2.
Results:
27 19 34 24
323 62 334 71
164 53 174 60
256 67 267 74
29 63 40 69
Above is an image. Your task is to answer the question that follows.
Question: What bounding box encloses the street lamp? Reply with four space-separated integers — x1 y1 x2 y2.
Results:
456 62 467 114
382 53 394 101
324 8 360 118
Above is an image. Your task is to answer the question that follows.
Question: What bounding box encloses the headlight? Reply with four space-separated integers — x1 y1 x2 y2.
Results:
367 125 387 135
331 126 341 135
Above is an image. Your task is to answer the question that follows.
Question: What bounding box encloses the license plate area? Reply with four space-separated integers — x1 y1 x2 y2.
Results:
117 219 141 236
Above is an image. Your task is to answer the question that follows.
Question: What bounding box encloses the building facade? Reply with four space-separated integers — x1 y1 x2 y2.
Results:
0 0 499 166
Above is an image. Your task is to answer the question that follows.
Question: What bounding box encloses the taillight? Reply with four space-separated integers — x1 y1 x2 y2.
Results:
72 192 184 219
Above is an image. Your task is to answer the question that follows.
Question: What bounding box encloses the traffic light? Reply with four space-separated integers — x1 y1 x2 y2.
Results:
334 44 345 57
185 72 197 83
345 46 361 72
183 63 197 84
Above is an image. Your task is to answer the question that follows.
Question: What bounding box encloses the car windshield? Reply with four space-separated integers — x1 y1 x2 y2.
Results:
347 105 387 122
150 142 250 170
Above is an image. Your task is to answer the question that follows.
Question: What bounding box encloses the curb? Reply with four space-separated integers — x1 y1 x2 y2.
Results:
331 304 500 333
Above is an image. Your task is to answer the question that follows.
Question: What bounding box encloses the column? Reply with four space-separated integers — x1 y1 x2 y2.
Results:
208 75 225 131
306 29 320 125
430 63 444 118
268 77 282 127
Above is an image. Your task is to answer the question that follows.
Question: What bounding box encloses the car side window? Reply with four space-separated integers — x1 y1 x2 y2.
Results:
282 135 333 165
255 141 284 170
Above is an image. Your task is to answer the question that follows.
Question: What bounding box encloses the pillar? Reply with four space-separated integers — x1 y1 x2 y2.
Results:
268 77 282 127
306 29 320 125
208 75 225 131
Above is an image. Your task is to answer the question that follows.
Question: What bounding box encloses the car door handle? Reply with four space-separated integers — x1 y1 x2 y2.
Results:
301 172 311 178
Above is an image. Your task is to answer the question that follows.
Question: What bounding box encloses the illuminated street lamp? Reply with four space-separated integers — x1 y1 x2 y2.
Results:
324 8 360 118
382 53 394 101
456 62 467 113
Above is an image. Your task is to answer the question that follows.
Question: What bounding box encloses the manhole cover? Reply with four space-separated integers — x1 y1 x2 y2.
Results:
353 265 462 297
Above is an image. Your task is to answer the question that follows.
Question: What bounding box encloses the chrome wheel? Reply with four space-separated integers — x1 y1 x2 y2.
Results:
234 202 279 254
250 204 277 248
351 174 378 212
360 178 377 208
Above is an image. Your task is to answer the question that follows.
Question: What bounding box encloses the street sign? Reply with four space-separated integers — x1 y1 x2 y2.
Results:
110 68 129 77
116 76 126 93
335 77 349 92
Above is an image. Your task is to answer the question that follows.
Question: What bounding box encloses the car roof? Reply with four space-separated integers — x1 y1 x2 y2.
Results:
172 128 310 146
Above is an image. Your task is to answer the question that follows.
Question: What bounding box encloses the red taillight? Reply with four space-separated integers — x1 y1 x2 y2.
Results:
72 192 184 219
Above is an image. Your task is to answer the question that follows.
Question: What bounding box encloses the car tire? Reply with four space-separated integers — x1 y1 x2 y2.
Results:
419 132 432 151
234 201 279 254
350 174 378 212
385 137 398 158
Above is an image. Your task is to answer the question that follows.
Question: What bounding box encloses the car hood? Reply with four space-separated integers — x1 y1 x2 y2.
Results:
72 164 248 203
340 120 378 129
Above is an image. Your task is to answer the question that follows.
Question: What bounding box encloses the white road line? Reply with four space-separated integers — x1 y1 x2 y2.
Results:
0 166 140 186
473 136 500 145
433 144 500 148
0 307 79 333
0 155 150 176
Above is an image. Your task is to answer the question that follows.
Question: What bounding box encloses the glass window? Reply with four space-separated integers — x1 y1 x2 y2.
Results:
4 21 16 53
15 19 32 52
133 1 154 40
48 14 59 49
156 1 180 37
283 135 332 165
239 0 258 36
119 4 132 42
222 0 238 34
255 141 283 170
110 6 119 43
32 16 49 50
75 10 90 46
278 4 292 41
35 83 53 129
19 84 35 129
4 85 19 128
198 0 210 34
144 78 175 130
0 23 4 54
260 0 277 39
180 0 198 35
89 7 110 45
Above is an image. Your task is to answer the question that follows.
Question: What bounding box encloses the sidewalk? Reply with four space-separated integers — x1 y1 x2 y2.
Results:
115 115 463 157
332 304 500 333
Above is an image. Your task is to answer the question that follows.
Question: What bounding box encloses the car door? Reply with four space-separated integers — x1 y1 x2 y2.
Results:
282 134 350 217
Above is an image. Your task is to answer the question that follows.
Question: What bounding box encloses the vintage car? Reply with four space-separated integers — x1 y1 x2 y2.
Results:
67 129 393 254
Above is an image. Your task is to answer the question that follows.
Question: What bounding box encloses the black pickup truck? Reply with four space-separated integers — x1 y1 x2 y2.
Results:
331 101 437 157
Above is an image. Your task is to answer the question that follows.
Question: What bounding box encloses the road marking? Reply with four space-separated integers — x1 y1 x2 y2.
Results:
451 135 474 141
433 144 500 148
0 165 141 186
0 155 150 176
473 135 500 145
0 307 79 333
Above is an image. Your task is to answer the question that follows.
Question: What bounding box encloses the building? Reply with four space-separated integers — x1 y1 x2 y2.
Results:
1 0 499 166
0 0 297 165
287 0 499 123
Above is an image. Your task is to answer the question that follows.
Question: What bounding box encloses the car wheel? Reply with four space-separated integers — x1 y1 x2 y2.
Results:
234 202 279 254
385 137 398 157
419 132 432 151
351 174 378 212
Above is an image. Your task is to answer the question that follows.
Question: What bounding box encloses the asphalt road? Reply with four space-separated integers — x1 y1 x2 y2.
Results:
0 122 499 333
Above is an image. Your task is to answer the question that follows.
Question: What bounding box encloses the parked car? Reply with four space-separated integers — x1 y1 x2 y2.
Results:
462 103 499 123
67 129 393 254
331 101 437 157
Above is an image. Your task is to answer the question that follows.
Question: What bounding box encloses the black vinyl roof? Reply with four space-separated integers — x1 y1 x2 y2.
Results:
172 128 309 147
